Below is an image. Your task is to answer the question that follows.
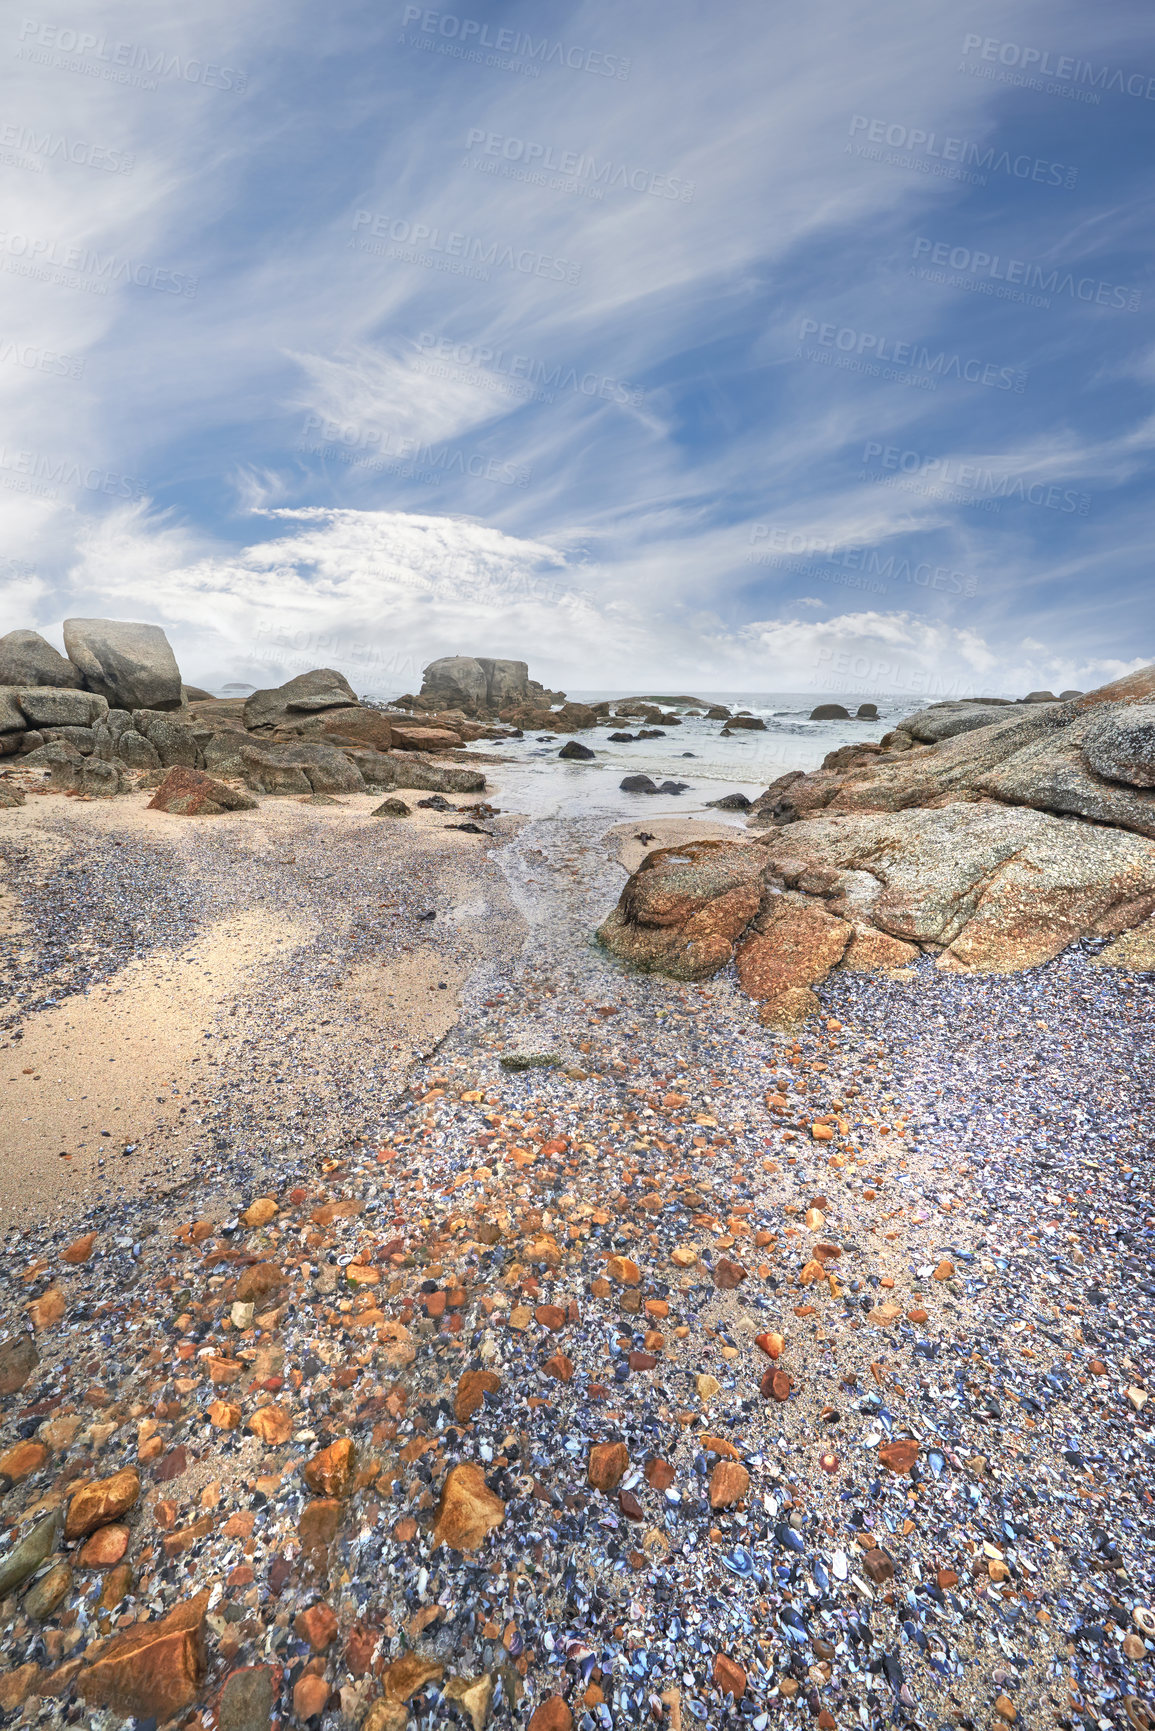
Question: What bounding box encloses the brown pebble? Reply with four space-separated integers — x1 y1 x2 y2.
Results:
712 1653 747 1698
78 1524 130 1569
713 1258 747 1290
587 1442 629 1492
708 1461 749 1509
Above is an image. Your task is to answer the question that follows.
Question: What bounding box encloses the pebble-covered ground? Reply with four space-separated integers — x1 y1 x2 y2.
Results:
0 797 1152 1731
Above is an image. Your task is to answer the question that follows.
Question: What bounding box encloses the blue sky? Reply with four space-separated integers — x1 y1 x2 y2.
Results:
1 0 1153 698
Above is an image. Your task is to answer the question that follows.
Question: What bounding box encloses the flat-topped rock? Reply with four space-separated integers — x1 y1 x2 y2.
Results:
243 669 359 731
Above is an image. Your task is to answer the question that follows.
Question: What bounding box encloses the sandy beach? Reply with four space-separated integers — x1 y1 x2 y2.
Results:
0 759 1152 1731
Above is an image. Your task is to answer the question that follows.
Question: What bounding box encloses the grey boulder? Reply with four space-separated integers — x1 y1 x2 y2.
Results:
115 728 162 770
420 655 489 712
133 710 201 767
896 701 1024 745
17 687 108 728
0 629 82 689
63 618 182 711
478 657 529 708
243 668 359 731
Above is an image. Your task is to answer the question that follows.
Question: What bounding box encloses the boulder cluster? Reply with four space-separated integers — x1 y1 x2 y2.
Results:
0 625 491 812
598 666 1155 1018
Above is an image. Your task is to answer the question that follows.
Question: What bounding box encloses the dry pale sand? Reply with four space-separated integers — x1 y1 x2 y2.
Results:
0 907 310 1223
0 783 523 1228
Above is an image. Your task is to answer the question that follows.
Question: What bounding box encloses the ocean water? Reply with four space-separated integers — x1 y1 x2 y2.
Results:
465 690 913 823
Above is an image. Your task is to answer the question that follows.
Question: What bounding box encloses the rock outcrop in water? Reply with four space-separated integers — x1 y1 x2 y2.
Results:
598 665 1155 1018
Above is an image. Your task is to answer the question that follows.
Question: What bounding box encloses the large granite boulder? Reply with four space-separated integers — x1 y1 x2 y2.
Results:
751 692 1155 839
596 841 765 980
478 657 529 708
17 687 108 728
63 619 182 711
0 630 83 689
892 699 1019 745
421 656 489 713
243 669 359 732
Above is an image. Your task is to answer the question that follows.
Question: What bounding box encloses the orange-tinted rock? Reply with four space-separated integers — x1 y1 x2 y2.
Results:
147 766 256 816
27 1287 66 1329
345 1623 378 1678
207 1356 245 1385
606 1256 640 1286
78 1591 207 1720
208 1400 242 1430
454 1369 502 1422
382 1652 445 1702
235 1261 285 1304
247 1404 292 1445
77 1523 129 1568
65 1467 140 1539
754 1331 784 1359
294 1601 339 1651
535 1304 566 1331
713 1654 747 1698
863 1547 895 1583
0 1440 47 1483
932 1259 955 1281
292 1673 332 1720
61 1232 97 1264
304 1438 356 1499
528 1697 573 1731
709 1461 750 1509
841 926 920 972
761 1368 793 1402
544 1352 574 1383
587 1443 629 1492
100 1562 133 1611
713 1258 747 1290
645 1459 676 1491
298 1498 342 1549
734 901 851 1001
936 1568 959 1589
432 1464 505 1553
878 1439 920 1475
0 1663 41 1712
